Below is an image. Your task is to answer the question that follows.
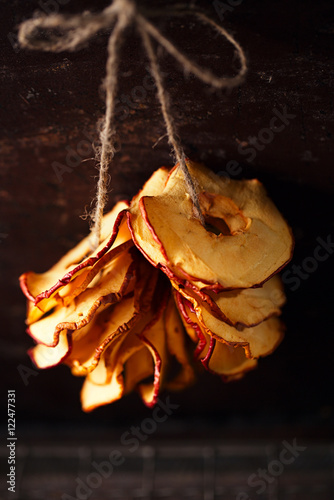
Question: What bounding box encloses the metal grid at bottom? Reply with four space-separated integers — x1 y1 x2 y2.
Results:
1 440 334 500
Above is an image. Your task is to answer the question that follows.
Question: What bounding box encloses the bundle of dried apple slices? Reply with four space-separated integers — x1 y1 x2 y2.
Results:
20 200 195 411
128 160 293 386
20 160 293 411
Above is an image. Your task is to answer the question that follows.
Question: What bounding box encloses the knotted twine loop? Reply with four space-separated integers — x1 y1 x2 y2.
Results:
18 0 248 249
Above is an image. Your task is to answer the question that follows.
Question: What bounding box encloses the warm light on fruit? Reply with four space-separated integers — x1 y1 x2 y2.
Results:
20 161 293 411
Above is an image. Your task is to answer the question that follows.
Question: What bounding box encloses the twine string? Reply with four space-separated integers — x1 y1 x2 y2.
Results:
18 3 119 52
138 20 205 225
18 0 247 249
139 12 247 90
90 2 135 249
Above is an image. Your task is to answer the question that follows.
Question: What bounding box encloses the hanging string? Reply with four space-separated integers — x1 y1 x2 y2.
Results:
138 23 205 225
90 3 135 250
18 0 248 249
138 12 247 90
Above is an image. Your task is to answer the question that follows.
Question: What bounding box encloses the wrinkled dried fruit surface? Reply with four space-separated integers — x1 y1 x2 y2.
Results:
21 161 293 411
128 161 293 290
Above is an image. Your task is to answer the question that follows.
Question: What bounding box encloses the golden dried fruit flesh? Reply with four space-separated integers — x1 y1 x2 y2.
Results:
21 160 293 412
171 274 286 328
175 290 284 360
80 329 145 412
175 292 257 379
67 262 159 376
20 201 132 322
128 161 293 291
28 249 137 348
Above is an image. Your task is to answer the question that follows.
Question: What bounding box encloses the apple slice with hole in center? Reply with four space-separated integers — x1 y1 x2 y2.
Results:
128 160 293 291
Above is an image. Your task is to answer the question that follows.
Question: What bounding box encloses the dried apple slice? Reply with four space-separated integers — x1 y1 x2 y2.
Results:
131 166 170 205
20 201 131 312
30 255 158 372
164 295 195 390
126 289 194 406
29 330 72 369
177 293 263 379
67 261 159 376
136 290 196 405
129 160 293 291
67 296 138 377
173 290 207 359
197 305 284 359
198 329 258 380
81 330 145 412
127 167 172 265
28 249 137 348
26 299 58 326
104 299 162 396
135 290 170 407
171 274 285 328
81 271 165 412
30 293 138 370
175 291 284 359
124 346 154 396
28 214 131 326
26 238 133 325
59 239 133 307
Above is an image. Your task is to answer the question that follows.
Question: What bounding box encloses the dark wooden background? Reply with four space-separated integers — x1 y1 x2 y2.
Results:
0 0 333 439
